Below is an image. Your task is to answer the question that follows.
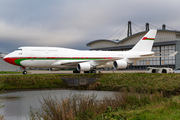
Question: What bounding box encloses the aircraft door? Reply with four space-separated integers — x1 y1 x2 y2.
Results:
31 53 34 61
45 47 49 54
55 55 58 61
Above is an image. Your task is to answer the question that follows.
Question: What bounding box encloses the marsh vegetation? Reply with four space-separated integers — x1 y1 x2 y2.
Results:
29 89 164 120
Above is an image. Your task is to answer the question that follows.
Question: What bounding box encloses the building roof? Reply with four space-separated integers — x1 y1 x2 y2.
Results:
86 29 180 47
86 39 120 47
0 51 8 58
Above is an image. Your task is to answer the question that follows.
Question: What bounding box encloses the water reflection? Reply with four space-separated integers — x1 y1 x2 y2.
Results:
0 90 116 120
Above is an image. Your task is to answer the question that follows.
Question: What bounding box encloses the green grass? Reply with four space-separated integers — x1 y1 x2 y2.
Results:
0 73 102 90
1 73 180 95
0 74 67 90
98 95 180 120
88 73 180 96
0 71 21 74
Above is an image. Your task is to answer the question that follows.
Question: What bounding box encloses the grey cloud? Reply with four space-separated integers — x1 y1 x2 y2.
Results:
0 0 180 52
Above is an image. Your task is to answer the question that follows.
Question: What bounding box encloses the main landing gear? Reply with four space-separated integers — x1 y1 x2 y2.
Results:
73 69 96 74
73 69 80 73
84 70 96 73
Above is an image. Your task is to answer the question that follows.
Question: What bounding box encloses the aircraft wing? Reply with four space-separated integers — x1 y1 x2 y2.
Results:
52 60 88 66
89 57 123 66
51 57 122 67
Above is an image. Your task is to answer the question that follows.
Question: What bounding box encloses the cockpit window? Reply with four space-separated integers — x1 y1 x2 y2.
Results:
16 49 22 51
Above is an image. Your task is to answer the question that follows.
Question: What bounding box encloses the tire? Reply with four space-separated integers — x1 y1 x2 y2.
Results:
73 69 80 73
23 71 27 75
84 71 90 73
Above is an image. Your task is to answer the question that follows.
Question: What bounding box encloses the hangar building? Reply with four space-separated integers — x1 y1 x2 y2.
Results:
0 52 20 71
86 22 180 70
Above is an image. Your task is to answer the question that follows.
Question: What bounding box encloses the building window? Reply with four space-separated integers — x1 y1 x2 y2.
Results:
135 45 175 69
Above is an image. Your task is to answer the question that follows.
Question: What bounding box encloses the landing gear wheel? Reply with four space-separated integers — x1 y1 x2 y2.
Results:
23 70 27 75
84 70 96 73
90 70 96 73
84 71 90 73
73 69 80 73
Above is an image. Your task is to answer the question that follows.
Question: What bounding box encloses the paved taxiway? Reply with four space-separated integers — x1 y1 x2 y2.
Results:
0 70 146 75
29 70 146 74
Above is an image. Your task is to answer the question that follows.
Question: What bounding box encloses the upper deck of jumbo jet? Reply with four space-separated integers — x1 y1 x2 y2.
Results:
16 46 80 52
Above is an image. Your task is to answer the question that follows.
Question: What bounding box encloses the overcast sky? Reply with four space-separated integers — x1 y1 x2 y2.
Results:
0 0 180 52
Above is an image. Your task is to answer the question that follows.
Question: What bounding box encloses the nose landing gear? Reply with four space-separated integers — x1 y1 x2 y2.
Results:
22 67 27 74
23 70 27 75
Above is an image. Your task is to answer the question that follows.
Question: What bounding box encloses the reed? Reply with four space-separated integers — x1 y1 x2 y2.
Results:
0 115 5 120
29 88 163 120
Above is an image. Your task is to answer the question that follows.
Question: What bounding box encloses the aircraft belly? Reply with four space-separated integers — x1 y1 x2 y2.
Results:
96 62 113 68
20 60 57 68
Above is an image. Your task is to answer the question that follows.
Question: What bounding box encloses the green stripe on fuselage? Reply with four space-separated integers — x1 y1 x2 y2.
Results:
15 58 27 66
145 39 154 40
15 58 104 66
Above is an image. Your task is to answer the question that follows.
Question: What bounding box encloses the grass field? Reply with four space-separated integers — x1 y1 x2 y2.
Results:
1 73 180 95
0 74 67 90
88 73 180 96
0 71 21 74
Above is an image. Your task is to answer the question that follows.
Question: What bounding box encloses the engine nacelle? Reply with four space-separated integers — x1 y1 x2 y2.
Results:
77 63 92 71
113 60 128 70
49 68 61 71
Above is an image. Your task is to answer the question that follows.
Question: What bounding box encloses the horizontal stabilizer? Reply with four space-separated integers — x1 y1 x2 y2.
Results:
129 51 178 61
151 51 178 58
140 51 170 56
169 51 178 57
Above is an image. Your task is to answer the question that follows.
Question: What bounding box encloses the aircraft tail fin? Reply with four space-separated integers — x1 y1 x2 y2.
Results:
130 29 157 52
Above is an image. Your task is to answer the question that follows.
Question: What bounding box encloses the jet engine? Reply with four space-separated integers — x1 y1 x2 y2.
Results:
113 60 128 70
49 68 61 71
77 63 93 71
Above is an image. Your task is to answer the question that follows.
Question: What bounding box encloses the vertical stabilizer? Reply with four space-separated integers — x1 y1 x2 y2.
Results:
130 29 157 52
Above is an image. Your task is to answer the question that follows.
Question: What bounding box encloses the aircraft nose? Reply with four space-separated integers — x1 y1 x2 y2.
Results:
3 55 10 63
3 55 17 66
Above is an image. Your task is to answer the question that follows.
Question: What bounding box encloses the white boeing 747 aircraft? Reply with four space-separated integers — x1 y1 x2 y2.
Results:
3 29 178 74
